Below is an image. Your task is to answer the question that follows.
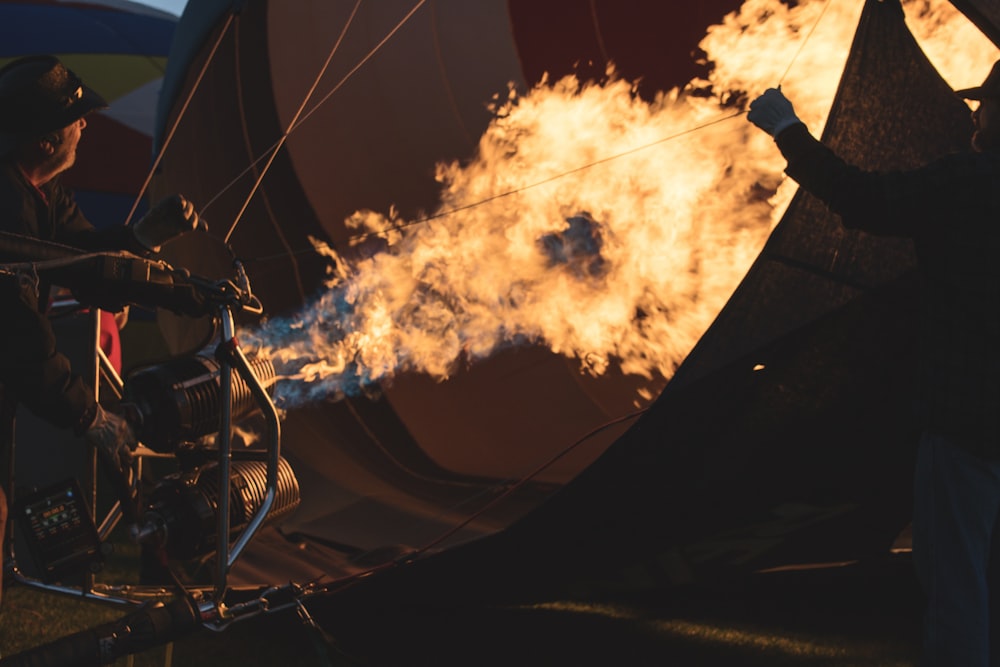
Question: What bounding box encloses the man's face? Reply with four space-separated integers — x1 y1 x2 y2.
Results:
47 116 86 174
971 98 1000 152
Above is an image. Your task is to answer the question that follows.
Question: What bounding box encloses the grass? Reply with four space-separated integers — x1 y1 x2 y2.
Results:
0 550 923 666
0 585 338 666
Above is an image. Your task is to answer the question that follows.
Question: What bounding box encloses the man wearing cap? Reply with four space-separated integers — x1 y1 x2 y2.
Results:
748 62 1000 666
0 54 204 601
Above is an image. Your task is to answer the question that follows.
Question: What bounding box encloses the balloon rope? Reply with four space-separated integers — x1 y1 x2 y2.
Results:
229 23 309 299
283 0 429 137
246 109 745 264
123 10 239 227
369 110 745 235
221 0 365 244
778 0 835 87
203 0 429 233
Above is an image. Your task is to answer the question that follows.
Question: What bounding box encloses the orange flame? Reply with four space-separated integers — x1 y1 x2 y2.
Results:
244 0 997 408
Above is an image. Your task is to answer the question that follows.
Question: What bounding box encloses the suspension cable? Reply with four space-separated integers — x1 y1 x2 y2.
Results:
245 109 745 265
124 9 240 227
778 0 836 86
201 0 428 220
222 0 366 244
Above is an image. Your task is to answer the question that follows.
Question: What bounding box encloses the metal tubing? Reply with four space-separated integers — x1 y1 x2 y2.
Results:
213 307 236 601
9 285 283 611
96 344 123 400
96 341 128 541
11 569 146 608
226 341 280 568
85 308 101 595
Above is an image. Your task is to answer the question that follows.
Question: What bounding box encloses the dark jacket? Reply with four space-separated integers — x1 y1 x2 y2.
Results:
0 161 137 434
776 123 1000 457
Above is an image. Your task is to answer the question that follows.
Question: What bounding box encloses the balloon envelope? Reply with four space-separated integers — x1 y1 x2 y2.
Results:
148 0 749 585
148 0 951 600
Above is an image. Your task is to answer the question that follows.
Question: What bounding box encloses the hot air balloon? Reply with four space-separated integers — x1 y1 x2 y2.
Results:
141 0 757 587
3 0 999 664
141 0 999 598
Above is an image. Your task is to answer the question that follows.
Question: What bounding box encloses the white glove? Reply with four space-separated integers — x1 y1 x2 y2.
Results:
132 194 206 252
748 88 802 138
84 404 138 474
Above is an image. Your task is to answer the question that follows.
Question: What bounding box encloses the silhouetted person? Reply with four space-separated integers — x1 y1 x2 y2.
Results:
0 55 203 602
749 61 1000 666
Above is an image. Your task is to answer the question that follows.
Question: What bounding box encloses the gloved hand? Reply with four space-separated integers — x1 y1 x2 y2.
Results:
84 403 138 477
747 87 802 138
132 194 206 252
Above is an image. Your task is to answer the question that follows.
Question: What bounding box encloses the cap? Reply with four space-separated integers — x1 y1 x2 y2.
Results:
956 60 1000 100
0 55 108 156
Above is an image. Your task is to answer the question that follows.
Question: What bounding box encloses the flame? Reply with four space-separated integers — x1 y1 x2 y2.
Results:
242 0 997 409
